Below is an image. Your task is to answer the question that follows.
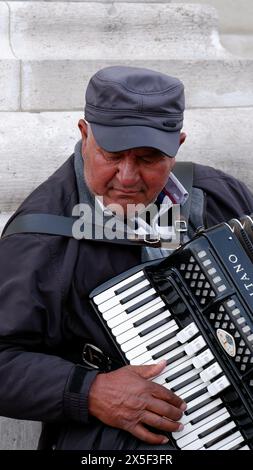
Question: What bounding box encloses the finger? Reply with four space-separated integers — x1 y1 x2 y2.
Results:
142 410 183 433
149 382 187 411
147 397 184 422
133 360 167 380
130 422 170 446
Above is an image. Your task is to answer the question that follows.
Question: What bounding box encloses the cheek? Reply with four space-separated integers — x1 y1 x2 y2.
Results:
146 165 172 189
86 163 116 194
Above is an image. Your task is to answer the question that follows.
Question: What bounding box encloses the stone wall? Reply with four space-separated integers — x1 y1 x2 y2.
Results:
0 1 252 449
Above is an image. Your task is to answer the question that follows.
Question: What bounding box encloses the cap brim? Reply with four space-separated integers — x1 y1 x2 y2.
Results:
90 123 180 158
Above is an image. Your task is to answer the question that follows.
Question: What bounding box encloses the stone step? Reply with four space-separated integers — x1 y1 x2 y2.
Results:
0 108 252 215
21 58 253 111
0 3 20 111
0 417 41 450
8 2 228 60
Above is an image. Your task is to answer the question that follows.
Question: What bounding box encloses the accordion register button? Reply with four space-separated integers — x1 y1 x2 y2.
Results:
192 349 214 368
197 250 207 258
218 285 226 292
184 336 206 356
176 322 199 343
207 376 230 396
227 299 235 307
200 362 222 382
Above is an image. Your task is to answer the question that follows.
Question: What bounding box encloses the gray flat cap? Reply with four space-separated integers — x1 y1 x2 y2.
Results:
85 65 185 157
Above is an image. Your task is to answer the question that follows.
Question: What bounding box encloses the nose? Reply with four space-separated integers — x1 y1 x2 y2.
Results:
116 155 141 188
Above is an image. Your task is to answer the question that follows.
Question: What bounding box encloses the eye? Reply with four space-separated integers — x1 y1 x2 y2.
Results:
140 153 166 164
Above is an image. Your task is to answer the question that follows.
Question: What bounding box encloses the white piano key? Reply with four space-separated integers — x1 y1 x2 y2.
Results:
178 412 232 449
119 321 175 353
172 378 203 398
102 287 156 319
163 358 193 382
131 343 185 366
93 270 144 305
200 362 222 383
192 349 214 368
181 420 236 450
153 354 195 385
186 391 212 411
180 398 223 426
127 324 180 362
207 376 230 396
239 445 250 450
107 302 166 330
108 297 163 330
184 336 206 356
208 431 243 450
174 407 227 440
97 279 150 311
180 381 208 401
177 322 199 344
121 322 178 356
164 367 203 391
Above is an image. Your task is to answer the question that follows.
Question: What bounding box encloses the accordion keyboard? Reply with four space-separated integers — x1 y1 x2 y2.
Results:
91 223 253 450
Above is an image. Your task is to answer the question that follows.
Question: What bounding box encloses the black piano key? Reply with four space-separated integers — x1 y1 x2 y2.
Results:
231 443 247 450
147 330 179 351
157 350 186 364
134 306 166 327
204 428 237 449
115 275 146 295
184 397 213 416
165 364 194 382
139 316 171 337
126 293 157 314
120 284 151 304
191 404 224 425
184 386 208 404
172 375 198 392
152 342 183 361
199 418 231 439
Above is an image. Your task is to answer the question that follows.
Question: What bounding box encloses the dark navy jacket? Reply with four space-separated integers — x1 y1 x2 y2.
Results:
0 155 252 449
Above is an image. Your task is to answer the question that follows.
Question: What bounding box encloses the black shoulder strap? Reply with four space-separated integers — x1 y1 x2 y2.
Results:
1 162 194 245
173 161 193 224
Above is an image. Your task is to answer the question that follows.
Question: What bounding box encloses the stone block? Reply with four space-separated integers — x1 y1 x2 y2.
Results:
21 59 253 111
0 417 41 450
0 2 15 59
0 60 20 110
221 34 253 59
0 109 252 215
0 111 80 212
9 2 228 60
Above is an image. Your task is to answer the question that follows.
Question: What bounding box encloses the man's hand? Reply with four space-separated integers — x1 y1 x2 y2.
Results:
88 360 187 445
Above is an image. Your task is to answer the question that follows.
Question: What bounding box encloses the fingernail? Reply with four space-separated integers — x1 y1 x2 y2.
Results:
178 423 184 431
180 402 187 411
162 437 169 444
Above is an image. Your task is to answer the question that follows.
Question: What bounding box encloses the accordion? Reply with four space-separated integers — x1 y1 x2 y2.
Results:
90 215 253 450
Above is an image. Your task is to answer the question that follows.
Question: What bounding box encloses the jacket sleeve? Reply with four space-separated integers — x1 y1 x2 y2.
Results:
0 233 99 424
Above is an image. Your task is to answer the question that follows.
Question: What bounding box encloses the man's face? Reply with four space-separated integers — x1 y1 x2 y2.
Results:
79 120 176 214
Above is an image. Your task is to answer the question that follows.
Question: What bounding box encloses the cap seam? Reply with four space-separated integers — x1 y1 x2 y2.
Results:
93 75 183 96
85 103 182 118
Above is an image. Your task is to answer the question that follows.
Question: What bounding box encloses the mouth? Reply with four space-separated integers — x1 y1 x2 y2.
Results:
112 188 141 195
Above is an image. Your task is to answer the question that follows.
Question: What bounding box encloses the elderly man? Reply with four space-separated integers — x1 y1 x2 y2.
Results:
0 66 252 451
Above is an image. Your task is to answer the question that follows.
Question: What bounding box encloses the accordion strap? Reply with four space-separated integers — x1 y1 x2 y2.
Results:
1 162 194 247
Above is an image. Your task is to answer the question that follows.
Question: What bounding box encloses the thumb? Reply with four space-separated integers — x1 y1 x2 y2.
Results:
133 360 167 380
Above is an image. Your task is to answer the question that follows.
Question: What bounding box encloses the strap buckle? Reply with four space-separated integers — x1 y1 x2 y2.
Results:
82 343 113 372
143 233 161 246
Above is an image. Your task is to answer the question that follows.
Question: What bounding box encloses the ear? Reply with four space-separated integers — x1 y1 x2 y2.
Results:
78 119 88 143
179 132 187 146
